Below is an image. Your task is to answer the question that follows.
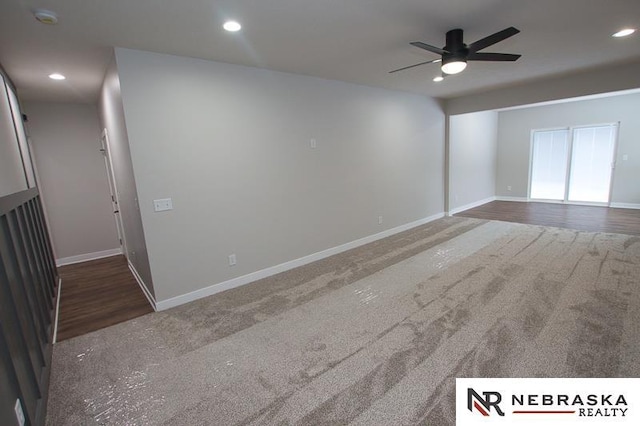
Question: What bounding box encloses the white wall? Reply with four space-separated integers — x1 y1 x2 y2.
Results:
0 74 28 197
448 111 498 213
7 83 36 189
99 57 155 298
114 48 445 302
496 92 640 205
24 102 120 261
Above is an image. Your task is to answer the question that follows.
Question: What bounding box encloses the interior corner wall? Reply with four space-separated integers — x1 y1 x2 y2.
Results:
23 101 120 261
448 111 497 213
99 56 155 298
496 92 640 205
114 47 445 303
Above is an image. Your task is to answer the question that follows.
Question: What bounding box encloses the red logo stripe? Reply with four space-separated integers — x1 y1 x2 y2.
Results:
513 410 576 414
473 401 490 416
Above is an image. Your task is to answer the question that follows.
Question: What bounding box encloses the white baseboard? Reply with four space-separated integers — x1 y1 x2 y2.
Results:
56 248 122 267
610 202 640 210
127 261 157 312
52 277 62 344
495 196 529 202
448 196 496 216
496 197 636 209
155 212 446 311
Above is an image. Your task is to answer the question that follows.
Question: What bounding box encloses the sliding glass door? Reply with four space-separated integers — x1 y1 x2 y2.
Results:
530 124 617 204
567 126 617 203
530 129 569 200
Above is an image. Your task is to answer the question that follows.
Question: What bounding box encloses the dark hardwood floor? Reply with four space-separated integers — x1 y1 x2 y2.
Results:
56 255 153 341
455 201 640 235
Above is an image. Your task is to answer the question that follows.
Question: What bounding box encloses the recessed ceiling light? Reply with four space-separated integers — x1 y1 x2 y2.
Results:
34 9 58 25
433 76 444 82
612 28 636 38
223 21 242 32
48 73 66 80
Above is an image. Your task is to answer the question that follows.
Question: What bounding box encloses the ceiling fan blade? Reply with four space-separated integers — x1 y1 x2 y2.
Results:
410 41 448 55
467 27 520 53
389 59 440 74
467 52 521 61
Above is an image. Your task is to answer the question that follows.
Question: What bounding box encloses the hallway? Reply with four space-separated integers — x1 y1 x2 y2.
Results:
56 255 153 341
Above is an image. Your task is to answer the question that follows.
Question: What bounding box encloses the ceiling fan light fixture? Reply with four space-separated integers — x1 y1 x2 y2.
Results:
612 28 635 38
441 58 467 75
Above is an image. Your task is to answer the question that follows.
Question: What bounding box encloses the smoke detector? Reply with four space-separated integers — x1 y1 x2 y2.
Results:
34 10 58 25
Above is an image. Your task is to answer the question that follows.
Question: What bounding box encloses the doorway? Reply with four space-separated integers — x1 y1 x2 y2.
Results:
100 128 127 257
529 123 618 205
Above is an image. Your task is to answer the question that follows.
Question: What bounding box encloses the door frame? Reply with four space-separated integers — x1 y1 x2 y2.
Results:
100 128 128 258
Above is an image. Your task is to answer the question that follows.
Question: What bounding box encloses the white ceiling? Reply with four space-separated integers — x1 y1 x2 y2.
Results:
1 0 639 103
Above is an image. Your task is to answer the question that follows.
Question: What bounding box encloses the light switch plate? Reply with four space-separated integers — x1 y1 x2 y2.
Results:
153 198 173 212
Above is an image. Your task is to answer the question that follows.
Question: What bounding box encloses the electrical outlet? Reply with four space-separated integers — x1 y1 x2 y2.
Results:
228 254 237 266
507 185 512 191
15 399 25 426
378 216 383 225
310 138 317 149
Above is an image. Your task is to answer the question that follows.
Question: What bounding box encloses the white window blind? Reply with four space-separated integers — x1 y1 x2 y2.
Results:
530 124 617 204
568 125 616 203
530 129 569 200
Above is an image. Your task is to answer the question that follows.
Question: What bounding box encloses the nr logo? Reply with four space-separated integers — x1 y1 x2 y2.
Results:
467 388 505 417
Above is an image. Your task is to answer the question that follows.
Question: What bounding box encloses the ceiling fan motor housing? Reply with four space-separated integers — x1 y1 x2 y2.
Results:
444 29 468 62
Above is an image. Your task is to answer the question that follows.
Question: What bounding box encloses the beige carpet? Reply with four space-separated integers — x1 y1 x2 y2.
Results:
46 217 640 425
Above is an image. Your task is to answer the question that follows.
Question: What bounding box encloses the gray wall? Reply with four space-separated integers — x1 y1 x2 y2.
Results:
0 74 28 197
99 57 155 297
496 92 640 205
448 111 497 213
446 60 640 115
24 101 120 261
115 48 445 302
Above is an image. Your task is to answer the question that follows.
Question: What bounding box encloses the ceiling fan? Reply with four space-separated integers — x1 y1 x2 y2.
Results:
390 27 521 75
